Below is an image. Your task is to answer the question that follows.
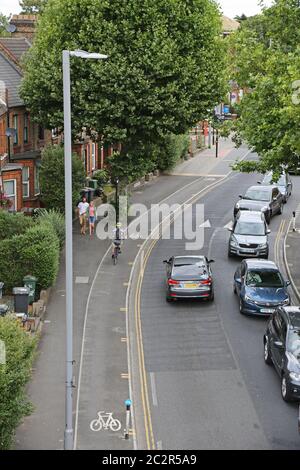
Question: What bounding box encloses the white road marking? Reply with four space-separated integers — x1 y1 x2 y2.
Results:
150 372 158 407
224 221 233 230
75 277 89 284
198 219 211 229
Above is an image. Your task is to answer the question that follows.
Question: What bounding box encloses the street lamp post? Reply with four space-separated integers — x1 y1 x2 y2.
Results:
62 49 107 451
115 177 120 229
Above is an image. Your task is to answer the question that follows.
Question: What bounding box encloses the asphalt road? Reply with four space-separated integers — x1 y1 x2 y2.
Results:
138 157 300 449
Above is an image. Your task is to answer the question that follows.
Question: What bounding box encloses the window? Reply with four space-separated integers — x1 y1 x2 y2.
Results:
3 179 16 211
91 143 96 170
13 115 18 145
24 113 29 143
34 164 40 195
22 166 30 198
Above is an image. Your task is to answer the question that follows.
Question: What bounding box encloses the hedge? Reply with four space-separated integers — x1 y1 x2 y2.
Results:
0 223 59 292
35 209 65 249
0 211 34 241
0 316 37 449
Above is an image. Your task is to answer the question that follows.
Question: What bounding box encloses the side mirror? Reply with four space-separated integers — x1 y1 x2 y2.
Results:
285 280 291 287
208 259 215 264
238 195 243 199
163 260 169 264
257 181 262 184
266 229 271 234
228 227 233 232
235 277 242 285
274 340 284 350
273 197 277 201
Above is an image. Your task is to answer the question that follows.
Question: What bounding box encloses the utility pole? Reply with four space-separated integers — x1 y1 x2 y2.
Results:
215 128 219 158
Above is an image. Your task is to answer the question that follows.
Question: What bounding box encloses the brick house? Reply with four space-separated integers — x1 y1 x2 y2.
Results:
0 33 52 212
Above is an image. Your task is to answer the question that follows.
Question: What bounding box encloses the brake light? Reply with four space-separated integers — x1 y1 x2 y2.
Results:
200 278 212 285
168 279 180 286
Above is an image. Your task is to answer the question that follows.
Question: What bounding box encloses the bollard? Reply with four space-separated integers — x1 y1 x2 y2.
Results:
293 211 296 232
124 399 132 440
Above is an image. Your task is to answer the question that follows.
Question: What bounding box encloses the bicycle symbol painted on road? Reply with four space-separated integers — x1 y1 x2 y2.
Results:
90 411 121 432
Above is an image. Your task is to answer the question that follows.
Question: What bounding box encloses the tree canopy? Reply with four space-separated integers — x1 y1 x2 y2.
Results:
228 0 300 174
19 0 48 14
21 0 227 171
0 13 9 37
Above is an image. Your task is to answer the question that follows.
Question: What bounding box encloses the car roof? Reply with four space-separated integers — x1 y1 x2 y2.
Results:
281 307 300 328
173 256 206 264
244 259 278 270
237 211 264 221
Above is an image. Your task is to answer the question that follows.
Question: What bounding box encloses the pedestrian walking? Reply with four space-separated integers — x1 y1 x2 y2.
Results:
89 201 96 236
77 196 89 235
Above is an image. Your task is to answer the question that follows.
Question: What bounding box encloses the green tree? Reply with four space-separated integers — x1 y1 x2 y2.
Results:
19 0 48 14
39 145 85 212
228 0 300 174
0 316 37 449
21 0 227 177
234 14 248 23
0 13 9 37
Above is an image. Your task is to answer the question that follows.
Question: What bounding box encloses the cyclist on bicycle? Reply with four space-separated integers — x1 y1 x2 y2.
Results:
112 222 126 258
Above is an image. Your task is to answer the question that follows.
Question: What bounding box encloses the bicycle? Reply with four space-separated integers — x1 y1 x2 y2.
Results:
112 240 121 265
90 411 121 432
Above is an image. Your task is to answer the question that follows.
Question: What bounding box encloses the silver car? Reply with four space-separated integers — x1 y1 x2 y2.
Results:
259 171 292 203
228 211 270 258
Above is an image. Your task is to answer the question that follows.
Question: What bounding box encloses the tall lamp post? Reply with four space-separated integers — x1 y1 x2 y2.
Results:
63 49 108 451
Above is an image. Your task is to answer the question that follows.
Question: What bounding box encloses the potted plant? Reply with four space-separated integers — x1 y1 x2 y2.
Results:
0 190 13 210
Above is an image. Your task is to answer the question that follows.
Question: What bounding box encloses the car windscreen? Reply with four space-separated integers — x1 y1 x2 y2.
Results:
234 221 265 236
263 174 286 186
246 270 284 288
287 329 300 361
244 189 271 201
172 264 208 281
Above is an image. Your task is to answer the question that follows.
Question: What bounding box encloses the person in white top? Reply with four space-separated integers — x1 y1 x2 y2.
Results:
77 197 90 235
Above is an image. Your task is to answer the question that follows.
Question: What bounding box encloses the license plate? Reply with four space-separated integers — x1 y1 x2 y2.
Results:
260 308 275 314
241 249 255 253
183 283 199 289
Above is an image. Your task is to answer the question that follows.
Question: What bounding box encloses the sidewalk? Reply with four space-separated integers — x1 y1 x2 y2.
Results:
285 205 300 303
14 139 243 450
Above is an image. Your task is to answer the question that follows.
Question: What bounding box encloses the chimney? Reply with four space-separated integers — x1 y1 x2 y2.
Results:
9 15 37 41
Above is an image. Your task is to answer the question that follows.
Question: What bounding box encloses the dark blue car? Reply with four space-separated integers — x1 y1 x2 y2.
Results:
234 259 290 315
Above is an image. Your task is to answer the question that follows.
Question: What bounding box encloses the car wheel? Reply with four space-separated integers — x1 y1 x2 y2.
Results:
239 298 245 315
263 252 269 260
278 203 283 215
209 290 214 302
281 374 293 402
166 297 173 303
228 249 234 258
233 283 237 294
264 338 272 365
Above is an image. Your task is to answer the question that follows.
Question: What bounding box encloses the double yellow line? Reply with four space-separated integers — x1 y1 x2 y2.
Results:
134 238 157 449
274 219 286 266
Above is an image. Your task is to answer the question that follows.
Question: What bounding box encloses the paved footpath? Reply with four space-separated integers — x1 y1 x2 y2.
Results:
285 203 300 304
15 139 246 450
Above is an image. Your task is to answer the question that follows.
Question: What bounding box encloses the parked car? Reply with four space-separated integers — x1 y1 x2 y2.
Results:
234 185 284 223
264 306 300 402
233 259 290 315
258 171 292 203
228 211 270 258
164 256 214 302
